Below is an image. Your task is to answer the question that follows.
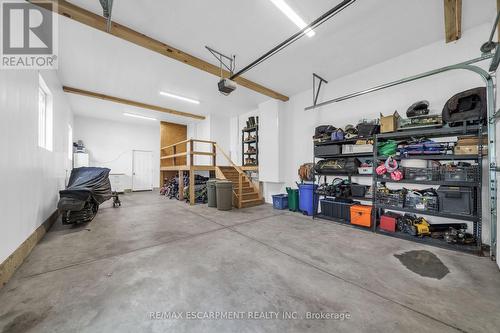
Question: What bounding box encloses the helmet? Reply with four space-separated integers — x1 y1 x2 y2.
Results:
407 100 430 118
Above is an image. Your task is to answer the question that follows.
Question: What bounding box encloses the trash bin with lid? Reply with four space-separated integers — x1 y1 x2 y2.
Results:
206 179 218 208
216 180 233 211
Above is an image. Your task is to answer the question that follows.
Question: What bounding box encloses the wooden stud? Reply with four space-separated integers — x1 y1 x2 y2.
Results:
443 0 462 43
189 168 195 205
30 0 289 102
63 86 204 120
178 171 184 200
212 143 217 167
189 140 194 166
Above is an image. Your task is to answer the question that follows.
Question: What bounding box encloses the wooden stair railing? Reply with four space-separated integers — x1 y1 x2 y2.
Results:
214 144 263 208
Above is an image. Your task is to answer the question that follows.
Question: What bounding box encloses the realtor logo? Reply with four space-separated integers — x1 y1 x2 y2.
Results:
1 0 58 69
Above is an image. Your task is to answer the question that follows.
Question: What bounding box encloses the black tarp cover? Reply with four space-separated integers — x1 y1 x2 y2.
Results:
59 167 112 204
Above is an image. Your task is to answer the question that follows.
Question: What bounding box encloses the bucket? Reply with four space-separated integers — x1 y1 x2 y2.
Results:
286 187 299 212
298 183 318 216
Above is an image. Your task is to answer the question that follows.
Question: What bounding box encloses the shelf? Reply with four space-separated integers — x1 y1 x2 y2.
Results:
315 214 372 231
242 126 258 133
378 154 480 161
315 172 372 177
244 152 257 155
376 204 479 222
317 194 373 201
376 227 480 254
376 124 484 139
314 137 373 146
315 152 373 159
376 178 480 187
244 139 257 144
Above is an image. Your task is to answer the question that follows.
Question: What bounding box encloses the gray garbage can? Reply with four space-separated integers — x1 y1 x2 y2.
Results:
207 179 218 208
216 180 233 211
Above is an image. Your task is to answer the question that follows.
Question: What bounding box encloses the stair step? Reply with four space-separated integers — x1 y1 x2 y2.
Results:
241 192 259 200
240 198 265 208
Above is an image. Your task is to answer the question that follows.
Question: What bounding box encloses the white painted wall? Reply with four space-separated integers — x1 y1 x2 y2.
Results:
73 116 160 189
0 70 73 264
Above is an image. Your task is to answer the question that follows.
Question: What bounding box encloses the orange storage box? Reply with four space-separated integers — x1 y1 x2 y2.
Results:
350 204 372 227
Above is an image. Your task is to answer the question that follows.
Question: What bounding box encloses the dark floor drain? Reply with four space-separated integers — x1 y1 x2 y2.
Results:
394 250 450 280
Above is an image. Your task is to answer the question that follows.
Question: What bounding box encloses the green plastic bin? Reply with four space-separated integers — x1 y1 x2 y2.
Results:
286 187 299 212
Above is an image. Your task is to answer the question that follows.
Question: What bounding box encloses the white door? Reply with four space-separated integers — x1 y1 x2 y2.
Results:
132 150 153 191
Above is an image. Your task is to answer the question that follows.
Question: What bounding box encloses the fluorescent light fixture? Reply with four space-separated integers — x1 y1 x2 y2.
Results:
269 0 315 37
123 113 157 121
160 91 200 105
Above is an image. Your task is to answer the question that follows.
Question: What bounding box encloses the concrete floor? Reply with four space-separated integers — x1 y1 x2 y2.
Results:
1 192 500 333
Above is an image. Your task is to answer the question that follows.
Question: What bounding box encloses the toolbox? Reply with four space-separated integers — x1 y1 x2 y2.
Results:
314 144 341 157
380 213 401 232
320 199 359 222
350 204 373 227
437 186 475 216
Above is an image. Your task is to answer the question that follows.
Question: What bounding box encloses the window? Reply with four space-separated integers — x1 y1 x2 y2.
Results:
38 74 53 151
68 124 73 160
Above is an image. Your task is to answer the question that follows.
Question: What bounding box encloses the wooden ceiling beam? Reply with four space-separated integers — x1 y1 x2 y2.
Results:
443 0 462 43
29 0 289 102
63 86 206 120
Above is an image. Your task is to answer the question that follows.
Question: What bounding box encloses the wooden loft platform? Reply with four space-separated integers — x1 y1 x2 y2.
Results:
160 139 262 207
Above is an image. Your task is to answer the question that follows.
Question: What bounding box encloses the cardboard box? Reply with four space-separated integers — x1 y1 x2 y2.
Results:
380 111 400 133
455 145 488 155
457 136 488 146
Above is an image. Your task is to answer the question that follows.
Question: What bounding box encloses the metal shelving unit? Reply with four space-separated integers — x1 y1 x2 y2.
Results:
312 123 486 255
242 125 258 166
372 123 485 254
312 138 375 225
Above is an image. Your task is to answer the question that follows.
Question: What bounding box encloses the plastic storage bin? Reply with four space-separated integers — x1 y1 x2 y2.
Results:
298 183 319 216
358 166 373 175
380 213 401 232
320 199 359 222
314 144 341 157
350 205 373 227
286 187 299 212
404 195 439 211
376 190 406 207
272 194 288 210
437 186 475 216
441 165 479 183
351 184 367 198
342 144 373 154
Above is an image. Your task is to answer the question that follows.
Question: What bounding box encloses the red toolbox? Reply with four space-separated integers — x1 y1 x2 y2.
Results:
380 213 401 232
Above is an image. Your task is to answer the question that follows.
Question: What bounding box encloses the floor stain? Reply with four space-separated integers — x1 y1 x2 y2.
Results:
1 307 51 333
394 250 450 280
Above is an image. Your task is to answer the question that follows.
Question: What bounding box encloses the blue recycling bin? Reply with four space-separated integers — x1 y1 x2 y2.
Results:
298 183 319 216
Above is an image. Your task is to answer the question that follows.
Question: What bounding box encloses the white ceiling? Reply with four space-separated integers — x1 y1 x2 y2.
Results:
59 0 496 124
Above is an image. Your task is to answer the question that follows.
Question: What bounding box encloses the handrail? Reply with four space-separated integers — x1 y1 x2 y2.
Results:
213 144 243 173
161 139 216 151
214 143 261 203
161 139 189 151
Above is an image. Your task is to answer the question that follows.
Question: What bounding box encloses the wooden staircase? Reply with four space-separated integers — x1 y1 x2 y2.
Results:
217 166 264 208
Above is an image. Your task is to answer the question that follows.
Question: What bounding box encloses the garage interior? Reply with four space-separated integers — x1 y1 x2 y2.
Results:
1 0 500 332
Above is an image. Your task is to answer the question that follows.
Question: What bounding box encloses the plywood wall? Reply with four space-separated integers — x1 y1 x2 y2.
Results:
160 122 187 185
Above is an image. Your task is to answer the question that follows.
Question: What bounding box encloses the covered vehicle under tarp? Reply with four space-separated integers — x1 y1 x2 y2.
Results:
58 167 112 224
